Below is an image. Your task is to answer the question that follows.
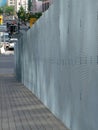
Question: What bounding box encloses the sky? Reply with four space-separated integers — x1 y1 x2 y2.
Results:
0 0 7 7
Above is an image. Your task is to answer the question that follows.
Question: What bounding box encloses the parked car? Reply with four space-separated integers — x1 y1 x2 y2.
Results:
7 38 18 50
0 33 9 49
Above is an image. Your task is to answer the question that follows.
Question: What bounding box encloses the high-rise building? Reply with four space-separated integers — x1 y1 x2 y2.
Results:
14 0 20 12
31 0 53 13
15 0 28 12
7 0 15 6
32 0 37 13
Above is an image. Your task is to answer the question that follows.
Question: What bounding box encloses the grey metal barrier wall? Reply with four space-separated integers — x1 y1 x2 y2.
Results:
15 0 98 130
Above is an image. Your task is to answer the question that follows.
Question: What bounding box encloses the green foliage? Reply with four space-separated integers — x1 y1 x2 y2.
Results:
0 8 3 14
17 6 42 22
0 5 15 15
5 6 14 15
17 6 26 22
27 12 42 21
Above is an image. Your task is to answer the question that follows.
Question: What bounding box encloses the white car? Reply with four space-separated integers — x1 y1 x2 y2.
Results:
7 38 18 50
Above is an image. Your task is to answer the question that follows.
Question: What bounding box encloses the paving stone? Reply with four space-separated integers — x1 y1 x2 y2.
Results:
0 55 68 130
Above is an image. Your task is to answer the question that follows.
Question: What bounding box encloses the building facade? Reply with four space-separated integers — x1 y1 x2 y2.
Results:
14 0 28 12
7 0 15 6
32 0 53 13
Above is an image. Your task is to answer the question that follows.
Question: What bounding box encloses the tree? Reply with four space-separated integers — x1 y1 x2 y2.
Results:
29 12 42 19
17 5 42 24
4 6 15 15
17 6 26 22
0 8 3 14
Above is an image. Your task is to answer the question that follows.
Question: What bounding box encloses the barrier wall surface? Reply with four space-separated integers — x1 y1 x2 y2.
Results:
15 0 98 130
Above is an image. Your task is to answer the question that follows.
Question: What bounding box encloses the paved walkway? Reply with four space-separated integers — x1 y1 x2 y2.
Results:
0 55 68 130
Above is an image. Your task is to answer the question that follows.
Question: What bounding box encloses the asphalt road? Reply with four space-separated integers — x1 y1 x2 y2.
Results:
0 54 14 75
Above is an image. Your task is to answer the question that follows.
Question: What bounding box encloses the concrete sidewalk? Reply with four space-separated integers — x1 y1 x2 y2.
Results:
0 55 68 130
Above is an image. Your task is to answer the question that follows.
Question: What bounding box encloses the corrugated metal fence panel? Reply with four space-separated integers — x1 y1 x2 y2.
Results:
15 0 98 130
